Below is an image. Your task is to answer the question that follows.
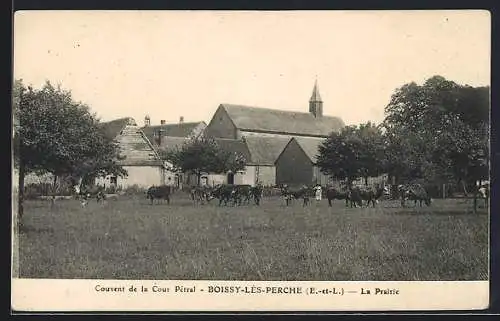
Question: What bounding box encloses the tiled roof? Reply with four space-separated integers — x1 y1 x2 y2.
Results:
220 104 344 137
243 136 291 165
156 136 252 164
213 138 252 162
118 159 164 166
156 136 191 154
291 136 327 163
141 121 206 144
99 117 136 140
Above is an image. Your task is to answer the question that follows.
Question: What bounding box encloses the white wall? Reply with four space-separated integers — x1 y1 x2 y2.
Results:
95 166 166 189
239 166 256 186
255 165 276 186
206 174 226 186
205 166 257 186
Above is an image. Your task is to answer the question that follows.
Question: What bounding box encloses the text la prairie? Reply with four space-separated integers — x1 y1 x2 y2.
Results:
94 284 400 296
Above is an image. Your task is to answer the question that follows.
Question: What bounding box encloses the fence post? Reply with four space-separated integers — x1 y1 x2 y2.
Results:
442 184 446 199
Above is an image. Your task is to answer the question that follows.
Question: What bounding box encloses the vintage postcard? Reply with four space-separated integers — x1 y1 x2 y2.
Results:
11 10 490 312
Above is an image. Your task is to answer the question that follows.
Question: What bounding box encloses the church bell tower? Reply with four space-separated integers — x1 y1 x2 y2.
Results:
309 79 323 118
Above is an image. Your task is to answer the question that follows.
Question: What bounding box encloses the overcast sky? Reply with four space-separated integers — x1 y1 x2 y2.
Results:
14 10 490 126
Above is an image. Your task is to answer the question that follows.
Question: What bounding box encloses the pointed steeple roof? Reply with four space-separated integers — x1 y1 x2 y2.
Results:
309 78 322 102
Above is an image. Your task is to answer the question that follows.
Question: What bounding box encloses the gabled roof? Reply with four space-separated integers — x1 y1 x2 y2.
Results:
156 137 252 164
214 138 252 162
118 159 164 166
141 121 206 144
219 104 344 137
290 136 327 163
156 136 191 154
243 136 291 165
99 117 136 140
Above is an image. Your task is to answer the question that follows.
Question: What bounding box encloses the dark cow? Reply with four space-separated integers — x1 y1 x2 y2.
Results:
399 184 431 207
147 185 172 205
232 185 253 206
280 185 312 206
326 187 350 207
346 187 363 208
210 184 235 206
357 185 386 207
250 185 263 205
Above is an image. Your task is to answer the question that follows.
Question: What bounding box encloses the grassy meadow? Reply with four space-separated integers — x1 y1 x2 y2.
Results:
16 192 489 281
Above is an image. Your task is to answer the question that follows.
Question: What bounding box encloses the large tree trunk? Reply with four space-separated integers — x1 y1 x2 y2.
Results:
461 180 468 197
53 175 57 195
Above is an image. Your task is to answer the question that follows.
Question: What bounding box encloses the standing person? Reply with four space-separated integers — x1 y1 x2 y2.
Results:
314 184 322 202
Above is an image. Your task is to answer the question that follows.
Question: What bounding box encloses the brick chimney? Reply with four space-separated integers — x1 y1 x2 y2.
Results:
156 129 165 146
160 120 166 125
179 116 184 124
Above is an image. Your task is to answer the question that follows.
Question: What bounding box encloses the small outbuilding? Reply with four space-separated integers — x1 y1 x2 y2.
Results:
275 136 331 187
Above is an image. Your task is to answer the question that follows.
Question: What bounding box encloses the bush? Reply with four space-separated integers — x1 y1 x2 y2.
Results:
104 185 121 194
23 182 74 199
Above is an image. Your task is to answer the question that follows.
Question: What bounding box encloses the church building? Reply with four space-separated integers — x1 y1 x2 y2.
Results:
203 80 345 187
204 80 344 140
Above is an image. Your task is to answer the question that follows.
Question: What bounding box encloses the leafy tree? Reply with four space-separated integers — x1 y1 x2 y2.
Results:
13 80 126 218
382 75 489 198
161 136 247 186
317 122 386 187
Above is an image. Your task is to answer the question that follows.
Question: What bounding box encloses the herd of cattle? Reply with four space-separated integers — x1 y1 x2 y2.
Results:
74 182 442 209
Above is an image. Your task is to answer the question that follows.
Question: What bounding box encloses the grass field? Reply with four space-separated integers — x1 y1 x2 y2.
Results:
16 193 489 281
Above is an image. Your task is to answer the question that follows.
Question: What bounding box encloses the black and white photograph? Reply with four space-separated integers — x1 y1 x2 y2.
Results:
11 10 491 311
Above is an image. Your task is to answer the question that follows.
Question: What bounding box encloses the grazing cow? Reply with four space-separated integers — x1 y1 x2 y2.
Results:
232 185 253 206
326 187 350 207
357 185 386 207
146 185 172 205
210 184 235 206
250 185 263 205
399 184 431 207
346 187 363 208
190 186 212 204
280 185 312 206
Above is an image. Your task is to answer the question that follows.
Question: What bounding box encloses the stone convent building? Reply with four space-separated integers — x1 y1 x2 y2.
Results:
202 80 345 187
93 80 346 189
